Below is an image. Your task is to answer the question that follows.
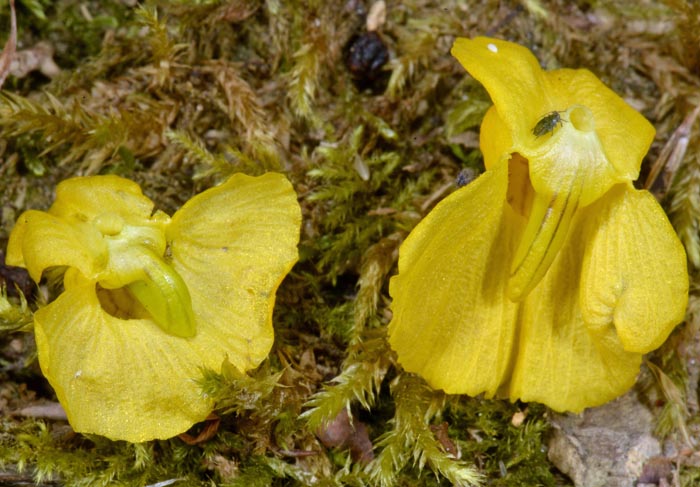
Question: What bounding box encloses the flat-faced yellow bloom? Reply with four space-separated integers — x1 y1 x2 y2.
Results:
7 173 300 441
388 37 688 412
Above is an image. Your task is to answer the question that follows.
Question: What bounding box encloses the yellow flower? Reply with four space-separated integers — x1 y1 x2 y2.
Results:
388 37 688 412
6 172 300 441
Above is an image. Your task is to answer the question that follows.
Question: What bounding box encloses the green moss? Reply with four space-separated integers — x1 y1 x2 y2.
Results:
5 419 208 486
0 286 33 332
681 466 700 487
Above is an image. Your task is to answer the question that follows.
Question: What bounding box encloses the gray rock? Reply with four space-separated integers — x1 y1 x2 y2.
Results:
548 391 661 487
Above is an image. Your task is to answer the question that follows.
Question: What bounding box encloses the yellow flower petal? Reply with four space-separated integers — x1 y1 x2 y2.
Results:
35 269 213 442
49 175 164 225
6 210 107 282
7 175 171 284
453 37 656 184
580 184 688 353
389 160 520 396
167 172 301 373
451 37 548 141
542 69 655 180
479 107 511 170
509 216 642 412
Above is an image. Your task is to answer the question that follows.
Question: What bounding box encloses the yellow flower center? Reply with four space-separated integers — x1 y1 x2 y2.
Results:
97 284 151 321
87 215 197 338
507 105 616 300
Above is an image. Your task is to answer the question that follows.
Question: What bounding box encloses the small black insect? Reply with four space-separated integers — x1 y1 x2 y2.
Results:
455 168 474 188
532 110 566 138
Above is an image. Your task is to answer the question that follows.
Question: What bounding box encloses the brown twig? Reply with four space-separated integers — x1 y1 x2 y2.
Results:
645 103 700 198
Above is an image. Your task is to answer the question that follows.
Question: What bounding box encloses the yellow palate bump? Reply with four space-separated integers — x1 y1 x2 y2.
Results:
569 105 595 133
94 212 125 236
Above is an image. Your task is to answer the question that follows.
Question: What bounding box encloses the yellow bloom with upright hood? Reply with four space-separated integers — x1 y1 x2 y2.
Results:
388 37 688 412
6 172 300 442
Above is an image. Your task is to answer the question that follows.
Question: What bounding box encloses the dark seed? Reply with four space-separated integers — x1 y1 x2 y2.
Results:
344 31 389 92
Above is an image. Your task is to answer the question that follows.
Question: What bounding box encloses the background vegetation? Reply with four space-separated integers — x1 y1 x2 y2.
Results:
1 0 699 485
